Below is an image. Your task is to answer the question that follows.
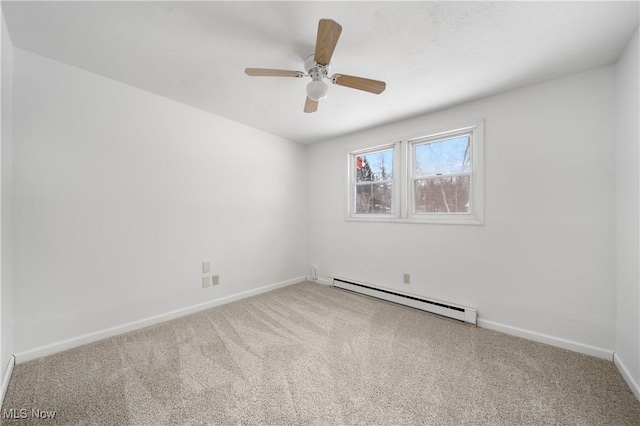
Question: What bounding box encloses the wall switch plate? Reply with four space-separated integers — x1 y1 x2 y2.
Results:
403 273 411 284
202 261 210 274
212 275 219 285
202 276 211 288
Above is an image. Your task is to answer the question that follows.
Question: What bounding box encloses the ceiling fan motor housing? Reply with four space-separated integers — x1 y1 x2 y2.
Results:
305 53 331 81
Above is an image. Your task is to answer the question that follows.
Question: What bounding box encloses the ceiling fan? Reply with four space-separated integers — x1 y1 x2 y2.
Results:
245 19 386 113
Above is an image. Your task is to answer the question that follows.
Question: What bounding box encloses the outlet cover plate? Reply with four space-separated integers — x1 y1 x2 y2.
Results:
202 276 211 288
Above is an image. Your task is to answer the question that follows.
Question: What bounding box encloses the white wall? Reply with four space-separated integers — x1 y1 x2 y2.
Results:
615 28 640 396
308 66 617 357
1 11 14 387
11 48 307 355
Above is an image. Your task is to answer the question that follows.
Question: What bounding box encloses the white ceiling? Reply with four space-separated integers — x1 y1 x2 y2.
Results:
2 1 638 144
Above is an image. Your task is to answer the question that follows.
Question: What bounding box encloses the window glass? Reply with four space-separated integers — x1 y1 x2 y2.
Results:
355 182 393 214
353 148 394 215
413 134 472 214
355 149 393 182
415 136 470 177
414 175 469 213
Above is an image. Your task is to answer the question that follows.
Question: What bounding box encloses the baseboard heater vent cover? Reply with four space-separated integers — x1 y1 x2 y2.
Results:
333 278 477 325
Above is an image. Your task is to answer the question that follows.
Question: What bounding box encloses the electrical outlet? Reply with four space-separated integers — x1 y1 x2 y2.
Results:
202 261 210 274
403 273 411 284
202 276 211 288
212 275 219 285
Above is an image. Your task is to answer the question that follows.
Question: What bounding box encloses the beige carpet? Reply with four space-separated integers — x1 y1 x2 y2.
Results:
2 282 639 425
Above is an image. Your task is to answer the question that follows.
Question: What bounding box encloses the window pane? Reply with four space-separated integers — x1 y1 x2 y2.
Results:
355 184 372 213
355 149 393 182
355 183 393 214
415 135 470 177
414 175 470 213
372 182 393 213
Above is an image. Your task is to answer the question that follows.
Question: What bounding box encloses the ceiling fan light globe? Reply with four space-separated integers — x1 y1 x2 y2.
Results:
307 80 328 101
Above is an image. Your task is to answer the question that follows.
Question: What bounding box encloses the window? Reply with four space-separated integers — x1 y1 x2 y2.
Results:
349 144 399 218
347 121 483 224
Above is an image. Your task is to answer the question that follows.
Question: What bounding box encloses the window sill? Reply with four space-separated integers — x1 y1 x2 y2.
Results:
346 215 483 225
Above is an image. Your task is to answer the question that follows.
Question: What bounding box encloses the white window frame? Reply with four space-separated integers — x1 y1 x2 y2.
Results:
347 143 401 220
346 120 484 225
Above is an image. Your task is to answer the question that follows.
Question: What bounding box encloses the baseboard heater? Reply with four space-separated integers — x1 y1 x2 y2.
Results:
333 278 477 325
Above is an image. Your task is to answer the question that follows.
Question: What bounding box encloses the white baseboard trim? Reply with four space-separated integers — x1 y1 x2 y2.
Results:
478 319 614 361
15 276 307 364
1 354 16 407
614 352 640 400
306 276 332 286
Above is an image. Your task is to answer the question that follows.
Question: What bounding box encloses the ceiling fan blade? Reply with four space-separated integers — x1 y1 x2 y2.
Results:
314 19 342 66
304 97 318 113
245 68 304 78
331 74 386 94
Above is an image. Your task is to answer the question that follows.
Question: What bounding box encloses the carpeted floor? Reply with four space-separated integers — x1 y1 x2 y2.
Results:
2 282 640 425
